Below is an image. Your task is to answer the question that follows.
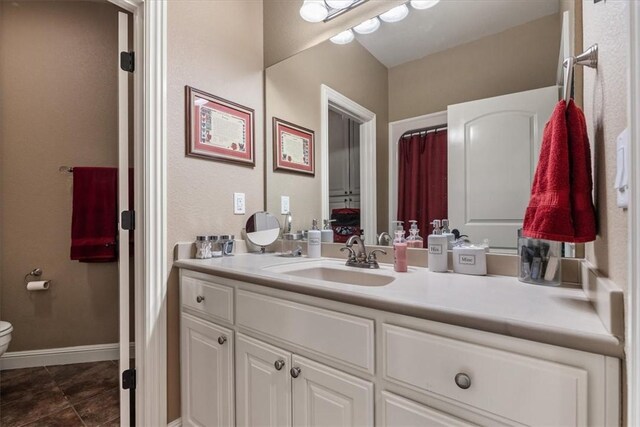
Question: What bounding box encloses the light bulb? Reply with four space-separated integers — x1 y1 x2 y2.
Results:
379 4 409 23
353 17 380 35
326 0 354 10
300 0 328 22
330 29 354 44
410 0 440 10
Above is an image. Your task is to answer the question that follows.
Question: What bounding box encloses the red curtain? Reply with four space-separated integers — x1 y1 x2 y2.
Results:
397 130 448 236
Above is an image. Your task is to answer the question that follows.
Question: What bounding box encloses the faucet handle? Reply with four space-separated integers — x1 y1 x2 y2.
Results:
340 246 356 260
368 249 387 261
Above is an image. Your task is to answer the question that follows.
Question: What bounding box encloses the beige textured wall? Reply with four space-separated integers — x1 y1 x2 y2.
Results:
388 13 561 121
265 40 389 233
166 1 264 421
583 1 629 290
0 1 122 351
264 0 404 67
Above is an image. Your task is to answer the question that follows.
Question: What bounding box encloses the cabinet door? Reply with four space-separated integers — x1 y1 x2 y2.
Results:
380 391 476 427
291 355 373 427
181 313 234 427
236 334 292 427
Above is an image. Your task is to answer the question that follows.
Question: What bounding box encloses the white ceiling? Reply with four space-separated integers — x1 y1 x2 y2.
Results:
355 0 560 68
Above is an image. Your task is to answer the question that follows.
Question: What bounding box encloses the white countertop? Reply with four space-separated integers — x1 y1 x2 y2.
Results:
175 254 622 357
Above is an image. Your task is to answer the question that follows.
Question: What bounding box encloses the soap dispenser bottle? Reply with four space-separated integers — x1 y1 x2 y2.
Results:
406 220 424 248
321 219 335 243
307 219 321 258
392 221 408 272
441 219 455 249
428 220 448 272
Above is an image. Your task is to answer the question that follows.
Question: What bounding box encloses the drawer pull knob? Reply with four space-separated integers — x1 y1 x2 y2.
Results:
455 373 471 389
196 295 205 303
274 359 285 371
217 336 227 345
290 367 301 378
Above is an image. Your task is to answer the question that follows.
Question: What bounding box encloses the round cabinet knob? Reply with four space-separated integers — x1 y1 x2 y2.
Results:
217 336 227 345
290 367 301 378
274 359 285 371
196 295 205 303
454 373 471 389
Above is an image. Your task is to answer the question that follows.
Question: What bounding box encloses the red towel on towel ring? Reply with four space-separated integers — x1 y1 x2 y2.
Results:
70 167 118 262
523 100 596 243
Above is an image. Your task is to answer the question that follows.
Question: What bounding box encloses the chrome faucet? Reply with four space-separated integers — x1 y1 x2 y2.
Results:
340 235 387 269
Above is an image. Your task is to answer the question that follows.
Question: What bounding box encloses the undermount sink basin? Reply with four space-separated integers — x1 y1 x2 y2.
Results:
265 261 395 287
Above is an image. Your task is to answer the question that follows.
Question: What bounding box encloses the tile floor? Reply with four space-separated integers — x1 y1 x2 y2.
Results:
0 360 120 427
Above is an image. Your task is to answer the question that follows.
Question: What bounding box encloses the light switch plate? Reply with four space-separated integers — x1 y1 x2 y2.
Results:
281 196 290 214
234 192 246 215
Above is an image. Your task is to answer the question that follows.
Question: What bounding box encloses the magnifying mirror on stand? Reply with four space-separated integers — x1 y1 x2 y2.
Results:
244 211 281 253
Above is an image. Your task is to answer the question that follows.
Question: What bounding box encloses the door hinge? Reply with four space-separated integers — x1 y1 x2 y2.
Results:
120 51 135 73
121 210 135 231
122 368 136 390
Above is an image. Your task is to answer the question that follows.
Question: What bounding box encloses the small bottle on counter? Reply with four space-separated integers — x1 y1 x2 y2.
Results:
307 219 322 258
406 220 424 248
321 219 335 243
209 235 223 258
220 234 235 256
441 219 455 249
195 236 212 259
392 221 408 272
428 220 448 272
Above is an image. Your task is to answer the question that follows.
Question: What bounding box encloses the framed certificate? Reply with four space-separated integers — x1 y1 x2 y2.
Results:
185 86 255 166
273 117 315 176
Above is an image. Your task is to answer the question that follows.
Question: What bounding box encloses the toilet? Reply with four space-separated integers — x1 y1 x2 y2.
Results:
0 321 13 356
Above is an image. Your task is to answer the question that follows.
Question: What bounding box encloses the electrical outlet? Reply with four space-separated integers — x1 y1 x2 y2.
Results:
281 196 290 214
234 192 246 215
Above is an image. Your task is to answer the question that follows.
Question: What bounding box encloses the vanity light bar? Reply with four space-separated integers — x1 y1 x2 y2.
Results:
329 0 440 44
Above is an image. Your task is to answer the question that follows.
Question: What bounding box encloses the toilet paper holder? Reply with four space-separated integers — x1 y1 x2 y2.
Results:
24 268 43 283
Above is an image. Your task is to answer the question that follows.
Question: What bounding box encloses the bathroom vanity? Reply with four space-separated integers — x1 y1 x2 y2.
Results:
176 254 621 427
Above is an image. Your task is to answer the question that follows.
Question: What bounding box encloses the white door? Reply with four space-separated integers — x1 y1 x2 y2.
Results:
447 86 558 250
117 11 132 426
181 313 234 427
291 355 373 427
236 334 292 427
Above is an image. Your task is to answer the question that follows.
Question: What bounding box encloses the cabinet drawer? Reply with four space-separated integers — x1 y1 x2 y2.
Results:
382 324 588 426
237 290 374 373
380 391 475 427
181 274 234 324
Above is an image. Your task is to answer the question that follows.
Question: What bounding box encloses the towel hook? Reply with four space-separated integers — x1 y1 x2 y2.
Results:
563 44 598 106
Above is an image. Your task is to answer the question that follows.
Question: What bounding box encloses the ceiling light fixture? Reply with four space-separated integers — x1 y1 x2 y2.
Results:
330 29 355 44
379 4 409 23
300 0 328 22
325 0 355 10
353 17 380 34
410 0 440 10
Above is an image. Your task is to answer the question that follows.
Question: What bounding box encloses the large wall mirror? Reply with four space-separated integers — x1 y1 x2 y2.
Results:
265 0 582 253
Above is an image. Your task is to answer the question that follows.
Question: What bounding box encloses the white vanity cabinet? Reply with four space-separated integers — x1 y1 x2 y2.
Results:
236 334 374 427
180 313 234 427
179 268 620 427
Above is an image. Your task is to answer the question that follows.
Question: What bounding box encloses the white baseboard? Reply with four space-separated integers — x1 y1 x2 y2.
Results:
167 418 182 427
0 342 135 371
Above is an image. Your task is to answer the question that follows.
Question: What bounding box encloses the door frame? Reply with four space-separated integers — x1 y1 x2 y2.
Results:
388 111 447 234
106 1 167 426
628 2 640 425
321 84 377 242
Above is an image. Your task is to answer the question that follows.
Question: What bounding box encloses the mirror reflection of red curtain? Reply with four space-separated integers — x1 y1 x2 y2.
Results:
397 130 448 235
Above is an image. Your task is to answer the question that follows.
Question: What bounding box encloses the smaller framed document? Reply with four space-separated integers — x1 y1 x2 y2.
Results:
273 117 315 176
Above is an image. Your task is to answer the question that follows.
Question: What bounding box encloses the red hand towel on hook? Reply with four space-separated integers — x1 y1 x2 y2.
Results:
70 167 118 262
566 99 597 242
522 100 575 241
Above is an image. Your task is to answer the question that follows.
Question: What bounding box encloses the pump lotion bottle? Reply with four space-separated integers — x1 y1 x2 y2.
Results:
428 220 448 272
307 219 322 258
